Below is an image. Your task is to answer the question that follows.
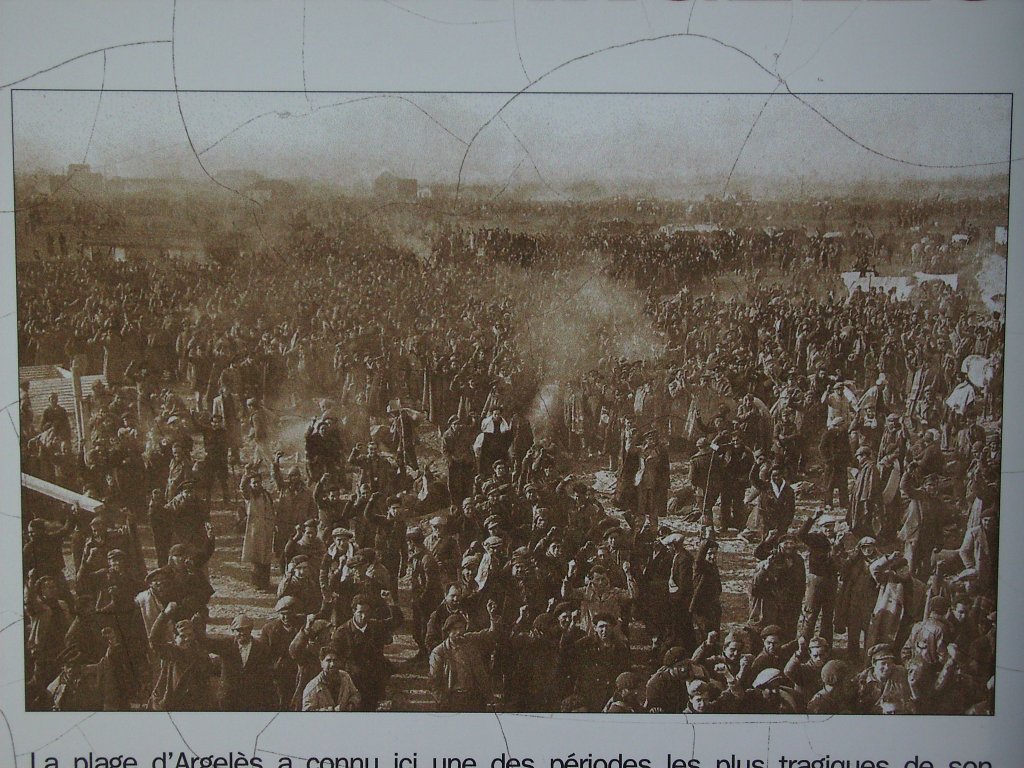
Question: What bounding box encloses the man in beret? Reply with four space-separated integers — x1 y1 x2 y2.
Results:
807 659 853 714
749 624 798 680
645 646 707 713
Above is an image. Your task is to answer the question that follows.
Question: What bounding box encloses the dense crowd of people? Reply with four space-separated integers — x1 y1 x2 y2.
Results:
19 199 1002 714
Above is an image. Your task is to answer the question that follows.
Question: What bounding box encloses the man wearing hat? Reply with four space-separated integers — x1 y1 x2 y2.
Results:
854 643 914 714
749 535 805 641
658 533 696 656
287 612 337 710
239 468 276 591
505 611 565 711
475 535 509 608
407 527 443 661
796 509 840 645
203 614 276 711
277 554 323 615
717 431 754 534
166 540 215 621
635 431 670 528
260 595 306 708
23 510 76 583
848 446 883 538
331 589 402 711
148 603 217 711
603 671 646 713
281 518 327 578
903 595 951 666
645 647 707 713
562 559 637 638
425 513 462 584
749 624 798 681
442 414 477 507
807 659 852 714
349 441 398 496
429 598 502 711
319 527 355 597
272 453 316 566
819 423 852 510
569 612 631 711
783 636 832 697
835 536 881 660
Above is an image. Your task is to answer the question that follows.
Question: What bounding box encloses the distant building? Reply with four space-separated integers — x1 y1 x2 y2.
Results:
374 172 417 199
417 186 433 200
65 163 104 193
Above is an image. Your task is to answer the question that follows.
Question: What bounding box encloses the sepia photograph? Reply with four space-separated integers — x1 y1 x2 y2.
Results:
13 90 1009 715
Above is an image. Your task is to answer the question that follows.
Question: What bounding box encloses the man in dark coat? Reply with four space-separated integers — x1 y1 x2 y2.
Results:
835 537 881 661
331 590 402 711
718 432 754 533
147 605 217 711
848 447 883 538
749 535 806 640
749 463 797 538
203 614 277 711
819 426 852 509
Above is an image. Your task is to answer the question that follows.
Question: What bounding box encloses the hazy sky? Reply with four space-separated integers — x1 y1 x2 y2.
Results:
12 91 1012 192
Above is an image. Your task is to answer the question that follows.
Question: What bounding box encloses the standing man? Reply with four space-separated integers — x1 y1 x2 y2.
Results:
718 432 754 534
331 590 402 712
239 467 275 590
634 431 670 528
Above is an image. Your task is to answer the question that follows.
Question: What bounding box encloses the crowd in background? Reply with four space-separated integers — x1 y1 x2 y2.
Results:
19 196 1003 714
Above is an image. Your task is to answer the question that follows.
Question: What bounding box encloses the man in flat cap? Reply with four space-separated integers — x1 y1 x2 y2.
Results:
260 595 306 708
835 536 881 661
406 526 443 662
848 446 883 538
277 554 323 615
147 603 216 711
854 643 914 714
319 527 356 597
429 599 503 711
203 614 276 711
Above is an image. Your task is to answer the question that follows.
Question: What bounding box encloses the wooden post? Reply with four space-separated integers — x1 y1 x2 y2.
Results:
69 358 88 451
